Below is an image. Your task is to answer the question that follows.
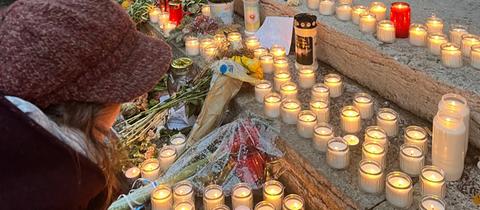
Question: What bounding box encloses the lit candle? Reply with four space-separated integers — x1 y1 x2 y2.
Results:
263 180 284 210
261 54 275 74
201 4 211 17
364 126 388 150
203 184 225 210
140 158 160 181
310 100 329 123
353 92 374 119
281 99 301 125
419 195 446 210
255 80 273 103
232 183 253 209
399 144 425 176
319 0 335 16
264 92 282 118
326 137 350 169
351 5 368 25
376 108 399 137
369 2 387 21
273 57 289 73
343 134 359 147
282 194 304 210
158 145 177 171
254 48 269 59
449 24 468 46
437 93 470 155
471 44 480 69
359 13 377 34
340 106 361 134
149 7 161 23
390 2 410 38
298 67 316 89
311 83 330 101
420 165 446 198
461 34 480 57
427 33 448 55
385 172 413 209
162 22 176 37
185 36 200 56
245 36 261 50
200 37 214 56
297 110 317 138
173 180 195 204
124 166 140 183
212 205 230 210
376 20 396 43
425 15 444 34
324 74 342 98
313 123 334 152
409 24 428 46
270 45 287 59
203 45 218 61
151 185 173 210
170 133 187 154
358 159 384 194
404 125 428 153
307 0 320 10
273 71 291 91
440 43 463 68
214 33 227 47
254 201 275 210
336 4 352 21
174 201 194 210
432 111 466 181
280 82 298 99
228 32 243 50
159 11 170 25
362 141 386 167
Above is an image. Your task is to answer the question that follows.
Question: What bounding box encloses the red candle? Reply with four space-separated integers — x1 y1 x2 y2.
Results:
168 1 183 25
390 2 410 38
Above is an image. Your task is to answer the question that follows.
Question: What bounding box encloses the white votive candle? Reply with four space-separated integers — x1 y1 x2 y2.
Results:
340 106 361 134
170 133 187 154
124 166 140 183
351 5 368 25
313 123 334 152
427 33 448 55
359 13 377 34
212 205 230 210
261 54 275 74
369 2 386 21
311 83 330 101
386 172 413 209
441 43 463 68
159 12 170 25
324 74 342 98
174 180 195 204
149 8 161 23
281 99 301 124
159 145 177 171
362 141 386 167
228 32 243 50
245 36 261 50
203 184 225 210
353 92 374 119
404 125 428 154
282 194 304 210
364 126 388 150
358 159 384 194
343 134 359 147
162 22 176 37
174 201 194 210
336 4 352 21
151 185 173 210
419 195 446 210
400 144 425 176
214 33 227 47
264 92 282 118
425 15 444 34
298 67 316 89
449 24 468 46
201 4 211 16
437 93 470 155
310 100 329 123
270 45 287 59
140 158 160 181
274 57 289 73
409 24 428 46
327 137 350 169
274 71 291 91
319 0 335 16
255 80 273 103
200 37 214 55
297 110 317 138
461 34 480 57
376 20 396 43
255 201 275 210
280 82 298 99
254 48 269 59
420 165 446 198
307 0 320 10
185 36 200 56
376 108 399 137
232 183 253 209
263 180 284 210
471 44 480 69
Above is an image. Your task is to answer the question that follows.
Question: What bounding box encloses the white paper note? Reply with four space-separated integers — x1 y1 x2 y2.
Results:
255 16 294 53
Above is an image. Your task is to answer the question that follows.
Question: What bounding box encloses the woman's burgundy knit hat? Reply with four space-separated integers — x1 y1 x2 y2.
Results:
0 0 172 108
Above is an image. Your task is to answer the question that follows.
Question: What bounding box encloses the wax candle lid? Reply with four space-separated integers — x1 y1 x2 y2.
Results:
312 83 330 93
260 54 274 60
280 81 297 91
174 180 193 196
365 126 387 139
362 142 385 154
283 194 304 210
360 12 376 19
174 201 195 210
298 110 317 122
282 99 301 110
263 180 284 195
410 23 427 30
439 93 468 110
343 134 359 146
377 108 398 121
255 201 275 210
404 125 428 140
232 182 252 198
298 67 315 74
419 195 446 210
327 137 349 152
152 184 172 200
359 159 383 175
310 100 329 109
353 92 372 104
124 166 140 178
341 106 360 117
369 1 386 8
314 123 334 136
386 171 412 189
170 133 186 145
378 20 394 27
421 165 445 182
440 42 460 51
400 144 424 158
256 80 272 88
204 184 224 200
294 13 317 29
159 145 177 158
264 92 282 103
449 24 468 32
324 73 341 82
141 158 160 172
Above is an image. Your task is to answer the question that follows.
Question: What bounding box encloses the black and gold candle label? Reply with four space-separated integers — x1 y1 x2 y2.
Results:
296 35 314 65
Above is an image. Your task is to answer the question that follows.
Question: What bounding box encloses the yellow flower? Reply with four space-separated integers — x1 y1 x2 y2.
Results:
231 56 263 80
121 0 131 9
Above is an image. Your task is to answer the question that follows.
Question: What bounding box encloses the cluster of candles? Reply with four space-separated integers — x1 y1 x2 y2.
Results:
148 180 303 210
305 0 480 69
149 7 176 36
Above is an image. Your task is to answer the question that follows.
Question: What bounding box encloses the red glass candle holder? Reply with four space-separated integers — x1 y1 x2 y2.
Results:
158 0 169 12
168 1 183 25
390 2 410 38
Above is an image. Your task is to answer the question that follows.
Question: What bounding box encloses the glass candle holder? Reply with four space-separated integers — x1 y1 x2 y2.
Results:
449 24 468 46
185 36 200 56
173 180 195 204
409 24 428 46
420 165 446 198
151 185 173 210
427 33 448 55
376 20 396 43
255 80 273 103
313 123 334 152
390 2 410 38
336 4 352 21
124 166 140 183
326 137 350 169
340 106 361 134
419 195 446 210
319 0 335 16
298 67 316 89
441 43 463 68
270 45 287 59
280 82 298 99
149 7 161 23
297 110 317 138
437 93 470 155
358 159 384 194
343 134 359 147
353 92 374 119
386 171 413 209
364 126 388 150
369 2 387 21
212 205 230 210
254 47 269 59
243 0 261 34
274 57 289 73
174 201 194 210
282 194 304 210
471 44 480 69
261 54 275 74
359 13 377 34
404 125 428 153
203 184 225 210
162 22 177 37
201 4 211 17
362 141 386 167
425 15 444 34
310 99 329 123
168 1 183 25
232 183 254 209
159 11 170 25
200 37 214 55
140 158 160 181
324 73 343 98
228 32 243 50
351 5 368 25
281 99 301 125
376 108 399 137
214 33 227 47
170 133 187 154
263 180 284 210
400 144 425 176
245 36 261 50
311 83 330 101
307 0 320 10
159 145 177 171
461 34 480 57
273 71 291 91
255 201 275 210
264 92 282 118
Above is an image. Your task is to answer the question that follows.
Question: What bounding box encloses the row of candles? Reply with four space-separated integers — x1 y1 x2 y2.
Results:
305 0 480 69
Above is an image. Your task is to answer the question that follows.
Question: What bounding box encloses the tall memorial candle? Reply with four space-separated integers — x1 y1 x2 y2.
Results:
390 2 410 38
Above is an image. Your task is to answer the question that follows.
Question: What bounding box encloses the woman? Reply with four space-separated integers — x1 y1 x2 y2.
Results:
0 0 172 209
